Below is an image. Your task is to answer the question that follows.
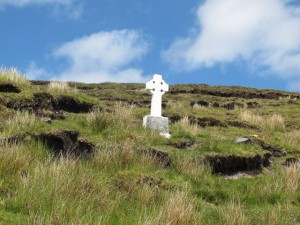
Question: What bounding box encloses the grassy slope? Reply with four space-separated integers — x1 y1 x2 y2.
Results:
0 70 299 224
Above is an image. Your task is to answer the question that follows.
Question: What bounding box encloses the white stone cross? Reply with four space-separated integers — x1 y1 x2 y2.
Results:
146 74 169 117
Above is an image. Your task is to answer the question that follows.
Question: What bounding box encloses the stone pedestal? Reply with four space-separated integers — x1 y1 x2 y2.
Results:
143 115 170 138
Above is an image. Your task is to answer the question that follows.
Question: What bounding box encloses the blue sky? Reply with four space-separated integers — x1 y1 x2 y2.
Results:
1 0 300 91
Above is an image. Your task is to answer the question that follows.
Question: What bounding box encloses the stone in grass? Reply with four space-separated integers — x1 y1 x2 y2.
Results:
143 74 170 138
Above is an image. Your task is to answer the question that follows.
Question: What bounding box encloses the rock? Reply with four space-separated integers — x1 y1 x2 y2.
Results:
0 83 22 93
36 130 95 157
234 137 251 143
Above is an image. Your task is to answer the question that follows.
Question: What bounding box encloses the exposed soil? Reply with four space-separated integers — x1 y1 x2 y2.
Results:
0 83 22 93
6 98 36 112
227 120 261 131
168 139 195 149
250 137 286 157
282 158 299 166
53 95 93 113
247 101 260 108
194 117 227 128
36 130 95 157
138 147 171 167
204 153 272 175
223 102 244 110
171 88 300 100
0 133 28 145
5 93 94 113
168 115 182 123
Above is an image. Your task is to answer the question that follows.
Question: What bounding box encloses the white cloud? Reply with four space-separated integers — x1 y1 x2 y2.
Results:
163 0 300 88
26 30 149 83
0 0 72 7
0 0 81 18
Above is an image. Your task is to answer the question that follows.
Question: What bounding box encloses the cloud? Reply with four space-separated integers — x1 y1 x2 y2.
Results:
0 0 72 7
26 30 149 83
163 0 300 87
0 0 81 18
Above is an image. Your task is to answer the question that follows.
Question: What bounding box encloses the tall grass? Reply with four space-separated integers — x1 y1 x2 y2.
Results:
173 116 201 136
85 103 135 133
142 190 199 225
0 66 29 86
284 130 300 147
240 111 285 131
284 163 300 193
48 81 78 93
219 199 248 225
4 111 38 134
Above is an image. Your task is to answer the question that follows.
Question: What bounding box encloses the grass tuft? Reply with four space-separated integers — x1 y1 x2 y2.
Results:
240 111 285 131
0 66 29 86
48 81 78 93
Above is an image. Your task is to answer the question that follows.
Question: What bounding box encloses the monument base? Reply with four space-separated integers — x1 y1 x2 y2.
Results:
143 115 170 138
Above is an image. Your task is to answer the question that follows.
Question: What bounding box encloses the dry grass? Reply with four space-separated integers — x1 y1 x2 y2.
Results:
240 111 285 131
0 66 29 86
177 159 206 182
5 111 38 134
167 101 190 114
219 199 248 225
192 103 208 111
284 130 300 147
48 81 78 93
284 163 300 193
173 116 201 136
113 102 135 126
143 190 199 225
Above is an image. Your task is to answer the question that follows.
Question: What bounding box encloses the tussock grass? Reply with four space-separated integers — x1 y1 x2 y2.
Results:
284 130 300 147
48 81 78 93
173 116 201 136
0 66 29 86
143 190 199 225
4 111 39 134
85 103 135 133
240 111 285 131
192 103 208 111
219 199 248 225
284 163 300 193
9 159 110 224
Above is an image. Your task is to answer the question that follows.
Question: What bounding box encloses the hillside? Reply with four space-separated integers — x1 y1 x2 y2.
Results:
0 68 299 224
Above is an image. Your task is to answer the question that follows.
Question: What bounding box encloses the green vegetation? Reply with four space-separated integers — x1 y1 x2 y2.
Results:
0 69 299 224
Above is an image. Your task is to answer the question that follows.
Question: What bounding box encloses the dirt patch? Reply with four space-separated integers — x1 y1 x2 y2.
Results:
36 130 95 157
30 80 50 86
282 158 299 166
227 120 261 131
138 147 171 167
247 101 260 108
0 83 22 93
168 115 182 123
6 98 36 112
168 139 195 149
223 102 244 110
204 153 272 175
53 95 93 113
194 117 227 128
171 88 300 100
33 92 54 110
250 137 287 157
0 133 29 145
